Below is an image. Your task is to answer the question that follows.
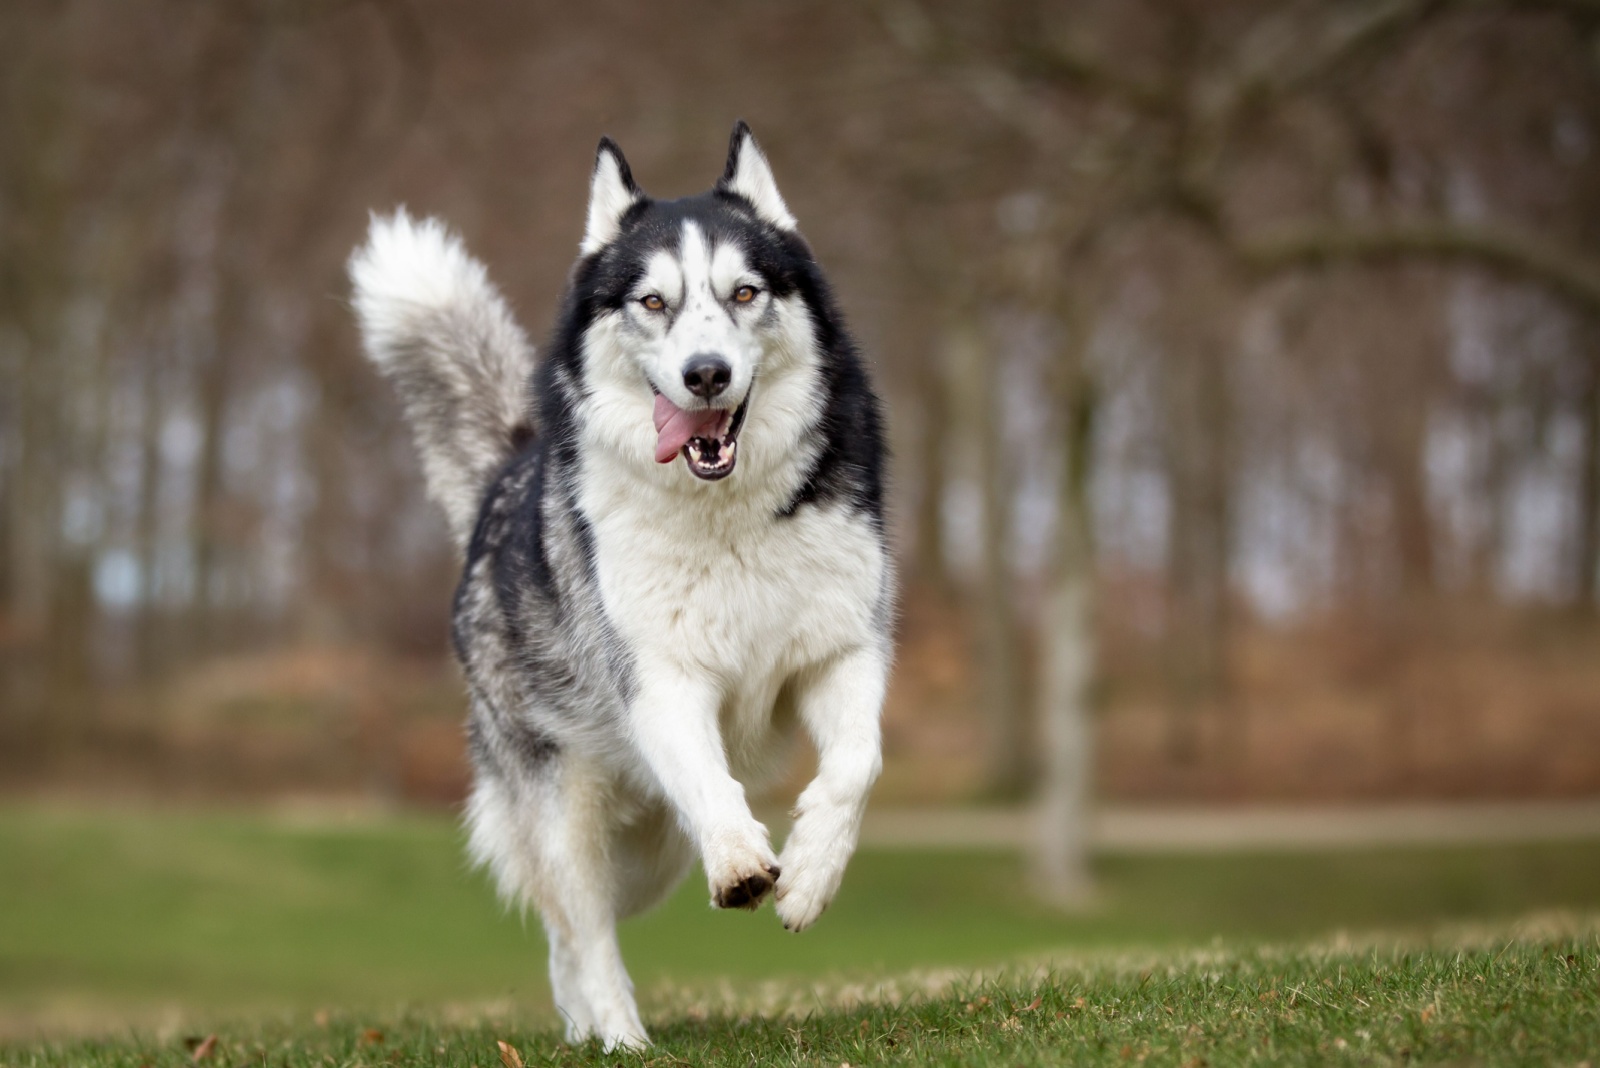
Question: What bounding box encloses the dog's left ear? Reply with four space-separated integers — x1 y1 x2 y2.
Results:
716 121 796 231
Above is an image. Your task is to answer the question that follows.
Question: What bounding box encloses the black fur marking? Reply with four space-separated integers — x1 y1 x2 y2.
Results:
453 402 635 766
719 119 755 186
467 711 558 771
773 258 888 528
595 136 643 197
465 716 493 767
508 720 559 763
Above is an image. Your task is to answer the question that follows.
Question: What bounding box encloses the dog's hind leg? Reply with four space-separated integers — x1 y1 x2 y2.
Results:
467 764 650 1050
774 647 888 932
613 801 694 919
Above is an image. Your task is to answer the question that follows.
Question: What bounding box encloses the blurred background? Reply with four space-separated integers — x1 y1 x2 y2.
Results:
5 0 1600 1035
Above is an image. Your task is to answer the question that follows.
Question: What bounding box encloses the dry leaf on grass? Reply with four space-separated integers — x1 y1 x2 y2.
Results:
190 1034 217 1062
497 1039 525 1068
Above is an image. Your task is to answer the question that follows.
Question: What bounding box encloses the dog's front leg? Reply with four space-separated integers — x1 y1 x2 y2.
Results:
775 645 888 931
628 664 779 909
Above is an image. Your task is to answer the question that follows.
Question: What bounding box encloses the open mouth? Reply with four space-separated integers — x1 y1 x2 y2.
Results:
651 389 750 481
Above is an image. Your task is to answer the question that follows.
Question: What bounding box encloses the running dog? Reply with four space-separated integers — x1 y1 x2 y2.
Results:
348 121 892 1049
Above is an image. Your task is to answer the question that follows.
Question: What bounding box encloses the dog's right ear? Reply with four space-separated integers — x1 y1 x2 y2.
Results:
581 137 644 255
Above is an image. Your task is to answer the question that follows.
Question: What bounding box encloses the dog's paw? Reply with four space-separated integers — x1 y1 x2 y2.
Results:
600 1029 651 1053
703 823 779 910
773 851 843 932
774 817 853 931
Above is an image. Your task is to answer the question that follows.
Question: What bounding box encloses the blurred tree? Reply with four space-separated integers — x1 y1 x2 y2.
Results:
891 0 1600 896
4 0 1600 816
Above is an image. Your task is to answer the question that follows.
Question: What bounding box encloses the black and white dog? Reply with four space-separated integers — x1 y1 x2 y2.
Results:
349 123 892 1049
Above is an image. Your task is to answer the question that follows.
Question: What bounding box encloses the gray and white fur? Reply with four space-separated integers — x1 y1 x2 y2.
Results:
348 122 893 1050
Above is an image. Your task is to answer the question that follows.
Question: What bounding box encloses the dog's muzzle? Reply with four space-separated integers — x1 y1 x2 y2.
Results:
651 389 751 481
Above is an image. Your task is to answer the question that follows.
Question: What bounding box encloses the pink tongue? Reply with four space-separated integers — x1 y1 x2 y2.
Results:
653 394 726 464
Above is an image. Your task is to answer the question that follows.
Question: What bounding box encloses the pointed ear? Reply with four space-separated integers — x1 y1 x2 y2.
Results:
581 137 644 255
716 120 796 231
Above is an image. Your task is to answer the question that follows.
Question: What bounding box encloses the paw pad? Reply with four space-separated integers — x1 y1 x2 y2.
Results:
713 865 779 910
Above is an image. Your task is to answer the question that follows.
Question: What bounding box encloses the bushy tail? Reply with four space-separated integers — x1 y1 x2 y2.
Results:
348 210 536 549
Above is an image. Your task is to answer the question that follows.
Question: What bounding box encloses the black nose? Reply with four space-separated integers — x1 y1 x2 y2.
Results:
682 354 732 398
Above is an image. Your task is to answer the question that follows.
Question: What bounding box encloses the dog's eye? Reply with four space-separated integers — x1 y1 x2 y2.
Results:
733 285 758 304
641 294 666 312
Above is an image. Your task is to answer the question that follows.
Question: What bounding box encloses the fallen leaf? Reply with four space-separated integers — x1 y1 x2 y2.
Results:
361 1029 385 1045
1420 1005 1436 1024
1020 996 1043 1012
497 1038 524 1068
190 1035 217 1063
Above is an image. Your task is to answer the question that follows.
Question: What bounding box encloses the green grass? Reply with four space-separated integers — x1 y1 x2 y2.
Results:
4 806 1600 1064
11 930 1600 1066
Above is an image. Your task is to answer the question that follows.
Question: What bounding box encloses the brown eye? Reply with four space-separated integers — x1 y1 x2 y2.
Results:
733 285 758 304
641 294 666 311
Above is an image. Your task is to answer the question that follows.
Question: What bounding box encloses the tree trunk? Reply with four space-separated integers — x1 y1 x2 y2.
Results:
190 318 231 650
1576 342 1600 612
1033 365 1097 905
965 324 1030 797
0 19 73 740
911 348 951 596
134 353 169 677
1163 336 1232 765
1390 403 1436 599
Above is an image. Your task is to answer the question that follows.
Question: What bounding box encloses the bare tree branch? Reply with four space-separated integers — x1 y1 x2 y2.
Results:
1265 0 1438 97
1011 39 1170 117
1267 0 1600 98
367 0 433 131
1238 221 1600 313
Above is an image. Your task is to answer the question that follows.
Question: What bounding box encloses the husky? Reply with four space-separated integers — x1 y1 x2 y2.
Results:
348 122 892 1049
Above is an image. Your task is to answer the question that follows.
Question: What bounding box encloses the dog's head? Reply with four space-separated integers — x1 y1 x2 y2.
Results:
572 121 818 482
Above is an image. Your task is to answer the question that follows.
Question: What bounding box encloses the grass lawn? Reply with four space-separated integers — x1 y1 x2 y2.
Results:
3 806 1600 1064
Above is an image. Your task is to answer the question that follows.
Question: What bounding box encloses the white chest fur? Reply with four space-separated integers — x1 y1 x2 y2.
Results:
584 471 886 696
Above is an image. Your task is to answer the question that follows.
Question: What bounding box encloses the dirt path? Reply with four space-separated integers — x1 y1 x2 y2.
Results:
858 800 1600 852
